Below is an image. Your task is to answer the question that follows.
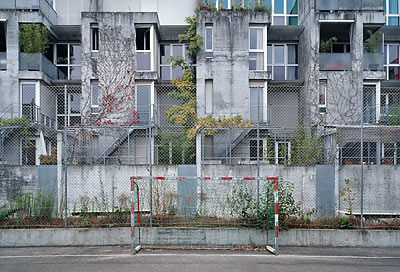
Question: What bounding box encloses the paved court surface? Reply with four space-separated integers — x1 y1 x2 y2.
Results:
1 246 400 272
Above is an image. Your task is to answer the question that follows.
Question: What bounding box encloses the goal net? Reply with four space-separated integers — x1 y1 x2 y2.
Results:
130 176 278 255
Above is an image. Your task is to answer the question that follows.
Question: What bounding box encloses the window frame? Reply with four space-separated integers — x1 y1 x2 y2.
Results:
272 0 298 26
160 43 186 81
136 26 154 71
0 20 6 70
56 92 82 129
385 0 400 26
54 43 82 80
90 23 99 52
319 80 327 114
267 43 299 80
385 43 400 80
91 80 99 114
249 26 266 71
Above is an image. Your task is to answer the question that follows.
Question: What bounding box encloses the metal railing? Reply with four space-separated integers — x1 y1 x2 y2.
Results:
320 53 351 71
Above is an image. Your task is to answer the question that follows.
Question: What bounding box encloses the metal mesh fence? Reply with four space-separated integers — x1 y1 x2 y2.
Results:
1 83 400 232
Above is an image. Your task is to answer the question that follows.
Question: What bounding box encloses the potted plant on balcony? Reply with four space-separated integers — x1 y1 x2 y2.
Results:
364 30 382 71
320 36 337 53
19 24 50 71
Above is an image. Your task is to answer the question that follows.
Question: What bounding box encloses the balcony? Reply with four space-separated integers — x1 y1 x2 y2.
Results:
320 53 351 71
0 0 57 25
0 52 5 70
363 52 384 71
316 0 384 11
0 103 55 129
19 53 67 80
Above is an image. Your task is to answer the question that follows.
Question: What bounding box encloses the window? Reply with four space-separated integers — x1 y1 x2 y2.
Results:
136 27 152 71
91 24 99 52
381 92 400 122
22 138 36 165
275 141 291 164
205 25 213 58
91 81 99 114
385 0 400 25
363 84 378 124
136 84 152 124
250 139 264 161
267 44 298 80
205 79 213 114
272 0 298 25
160 44 185 80
319 80 327 113
381 142 399 165
56 93 81 129
249 27 265 71
250 86 263 122
0 21 6 70
55 43 81 80
384 44 400 80
21 82 39 122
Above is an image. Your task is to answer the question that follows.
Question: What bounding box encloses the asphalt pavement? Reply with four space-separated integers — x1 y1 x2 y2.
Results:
1 246 399 272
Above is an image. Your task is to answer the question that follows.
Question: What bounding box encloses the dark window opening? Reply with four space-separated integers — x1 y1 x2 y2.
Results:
22 140 36 165
0 21 6 52
136 28 150 50
250 140 263 161
91 24 99 51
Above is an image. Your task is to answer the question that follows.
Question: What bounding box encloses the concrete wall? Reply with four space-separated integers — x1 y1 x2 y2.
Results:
1 227 399 248
56 0 198 25
0 166 38 207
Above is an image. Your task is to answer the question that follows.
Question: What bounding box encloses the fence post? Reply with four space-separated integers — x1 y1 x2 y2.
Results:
63 85 68 228
360 87 364 230
256 125 260 213
149 126 153 227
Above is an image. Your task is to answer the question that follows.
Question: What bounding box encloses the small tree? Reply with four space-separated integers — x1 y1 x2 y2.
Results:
320 36 337 53
19 24 49 54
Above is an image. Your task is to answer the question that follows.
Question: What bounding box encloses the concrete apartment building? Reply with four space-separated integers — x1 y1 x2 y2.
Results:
0 0 399 167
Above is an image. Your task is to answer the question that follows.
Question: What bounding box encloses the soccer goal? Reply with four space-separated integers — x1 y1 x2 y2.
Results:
130 176 279 255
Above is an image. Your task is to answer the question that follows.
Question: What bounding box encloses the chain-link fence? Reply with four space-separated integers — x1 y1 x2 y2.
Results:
1 84 400 231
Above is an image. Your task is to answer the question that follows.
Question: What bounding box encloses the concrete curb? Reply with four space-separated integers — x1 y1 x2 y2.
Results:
0 228 399 248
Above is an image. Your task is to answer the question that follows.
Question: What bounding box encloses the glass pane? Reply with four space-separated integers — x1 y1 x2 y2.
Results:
161 66 171 81
136 28 150 50
137 52 151 70
319 81 327 104
274 45 284 64
384 45 387 65
22 84 36 105
70 44 81 65
249 52 264 70
287 45 298 64
91 83 99 106
274 0 284 13
274 66 285 80
56 44 68 64
287 16 298 25
172 66 183 79
267 45 272 64
287 66 298 80
287 0 298 14
389 0 398 14
250 28 263 50
206 27 213 50
273 16 285 25
173 45 183 57
70 66 81 80
389 67 400 80
161 44 170 64
70 94 80 114
58 66 68 79
389 45 399 64
57 94 65 114
388 17 399 26
69 116 81 127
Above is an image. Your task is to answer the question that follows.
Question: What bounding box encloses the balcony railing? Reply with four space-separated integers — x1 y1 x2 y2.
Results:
316 0 384 11
0 52 6 70
19 53 67 80
320 53 351 71
0 103 55 129
0 0 57 25
363 52 384 71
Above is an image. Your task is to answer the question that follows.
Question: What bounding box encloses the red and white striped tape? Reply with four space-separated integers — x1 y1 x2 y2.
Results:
130 176 264 181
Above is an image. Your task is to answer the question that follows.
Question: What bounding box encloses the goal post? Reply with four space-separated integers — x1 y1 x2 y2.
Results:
130 176 279 255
